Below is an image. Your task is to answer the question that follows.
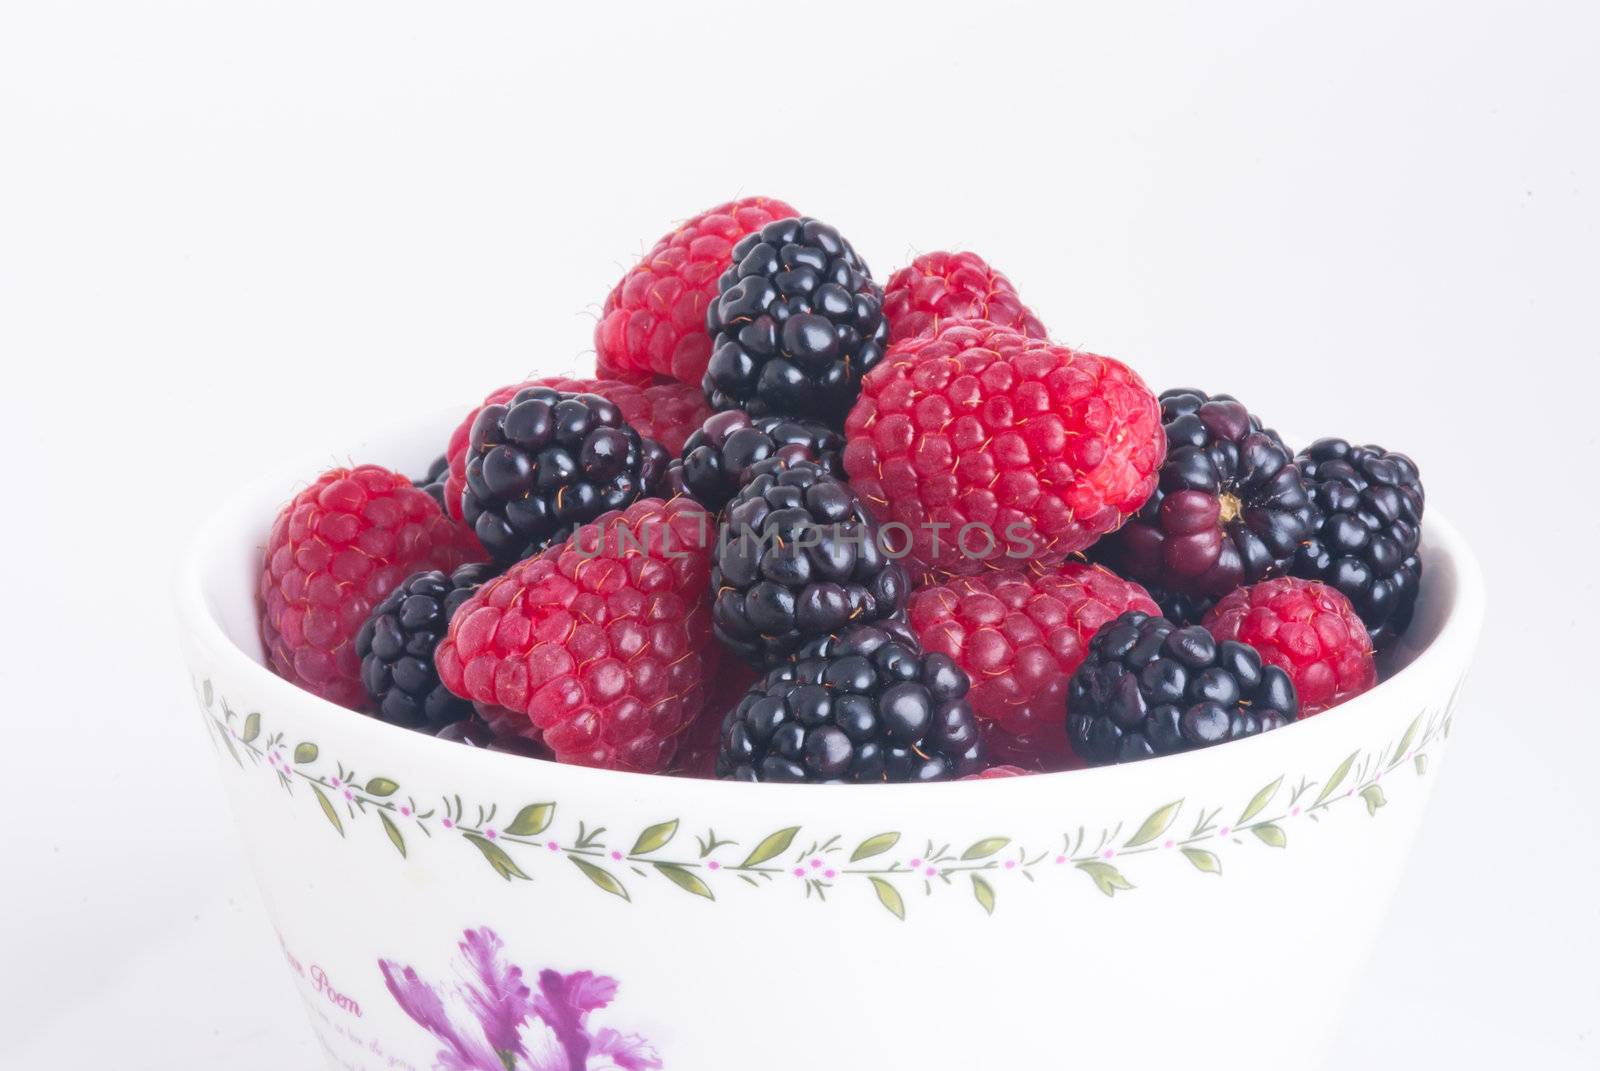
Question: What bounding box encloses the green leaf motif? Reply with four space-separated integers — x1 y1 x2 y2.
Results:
465 833 528 881
961 837 1010 860
1181 847 1221 875
220 730 244 768
1315 751 1360 805
293 742 319 764
1389 715 1422 768
1360 783 1387 816
739 826 800 868
1414 753 1429 775
850 832 900 862
242 712 261 744
1251 823 1287 848
570 856 629 900
379 811 406 857
630 820 679 856
1076 860 1134 897
310 784 344 837
1124 800 1183 847
1238 777 1283 825
971 874 996 915
653 862 712 899
365 777 399 798
868 877 905 920
202 679 214 707
504 803 555 837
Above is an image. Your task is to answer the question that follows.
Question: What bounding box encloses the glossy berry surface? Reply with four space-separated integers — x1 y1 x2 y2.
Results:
442 376 711 523
435 497 715 772
260 465 484 710
843 320 1165 578
666 410 845 515
1093 389 1315 598
596 197 799 385
462 387 669 564
1291 438 1424 649
963 764 1031 780
703 216 887 425
718 620 985 783
712 461 908 668
908 562 1159 767
356 562 497 731
413 454 449 511
1204 577 1376 715
1067 610 1297 766
882 250 1046 343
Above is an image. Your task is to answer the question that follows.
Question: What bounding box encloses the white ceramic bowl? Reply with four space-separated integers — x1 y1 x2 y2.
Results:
176 408 1483 1071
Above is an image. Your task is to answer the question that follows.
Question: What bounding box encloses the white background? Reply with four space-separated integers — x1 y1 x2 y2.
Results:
2 1 1597 1067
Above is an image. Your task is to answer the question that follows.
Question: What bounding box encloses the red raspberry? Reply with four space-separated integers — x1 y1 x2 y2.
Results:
594 197 799 384
440 376 712 523
1203 577 1377 715
909 562 1159 768
435 497 716 772
883 251 1046 344
260 466 484 710
843 320 1165 578
962 764 1032 780
666 652 760 779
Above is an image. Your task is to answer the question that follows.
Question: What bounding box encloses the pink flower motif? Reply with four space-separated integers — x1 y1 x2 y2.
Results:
824 869 836 879
1219 825 1231 837
792 867 806 878
443 818 455 830
1163 839 1174 850
331 777 342 789
610 850 623 861
809 858 823 870
706 860 721 871
546 842 560 852
1102 849 1115 860
401 806 412 817
1291 806 1301 817
1055 855 1066 864
908 858 923 869
485 829 498 840
923 866 936 878
343 790 353 802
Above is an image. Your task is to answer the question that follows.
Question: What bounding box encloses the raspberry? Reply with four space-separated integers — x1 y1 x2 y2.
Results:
703 216 888 425
1202 577 1376 715
665 410 845 515
843 320 1165 578
435 497 716 772
461 387 670 564
717 620 985 783
356 562 498 731
907 562 1158 767
666 652 760 778
963 764 1031 780
712 461 909 668
883 251 1046 344
442 376 711 523
260 466 484 710
1092 388 1316 599
1291 438 1424 649
595 197 799 385
1067 610 1297 766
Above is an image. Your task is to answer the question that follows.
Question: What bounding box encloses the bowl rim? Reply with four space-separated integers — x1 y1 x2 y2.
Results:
174 429 1486 803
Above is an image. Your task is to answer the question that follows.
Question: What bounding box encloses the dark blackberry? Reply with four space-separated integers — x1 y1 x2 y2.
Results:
1067 610 1297 766
666 410 845 514
1291 438 1424 649
414 453 449 511
1094 389 1316 598
462 387 669 563
356 563 497 731
717 620 985 782
1142 584 1218 627
712 461 908 668
434 714 549 758
703 216 888 425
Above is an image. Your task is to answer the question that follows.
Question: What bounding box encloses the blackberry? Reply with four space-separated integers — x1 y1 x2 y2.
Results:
717 620 985 782
1142 584 1218 627
712 461 908 668
462 387 669 563
434 714 549 758
1067 610 1297 766
666 410 845 514
356 563 497 731
1291 438 1424 649
414 453 449 511
1094 389 1315 598
703 216 888 425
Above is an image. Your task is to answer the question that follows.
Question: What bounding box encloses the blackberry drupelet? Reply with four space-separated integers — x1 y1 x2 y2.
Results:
1291 438 1424 649
356 562 497 731
667 410 845 514
703 217 888 425
1093 389 1316 599
717 620 985 782
414 453 449 511
1141 584 1218 627
434 713 549 758
462 387 669 563
1067 610 1298 766
712 461 908 668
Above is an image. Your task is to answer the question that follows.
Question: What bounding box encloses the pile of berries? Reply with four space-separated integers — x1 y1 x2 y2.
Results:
258 196 1426 782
